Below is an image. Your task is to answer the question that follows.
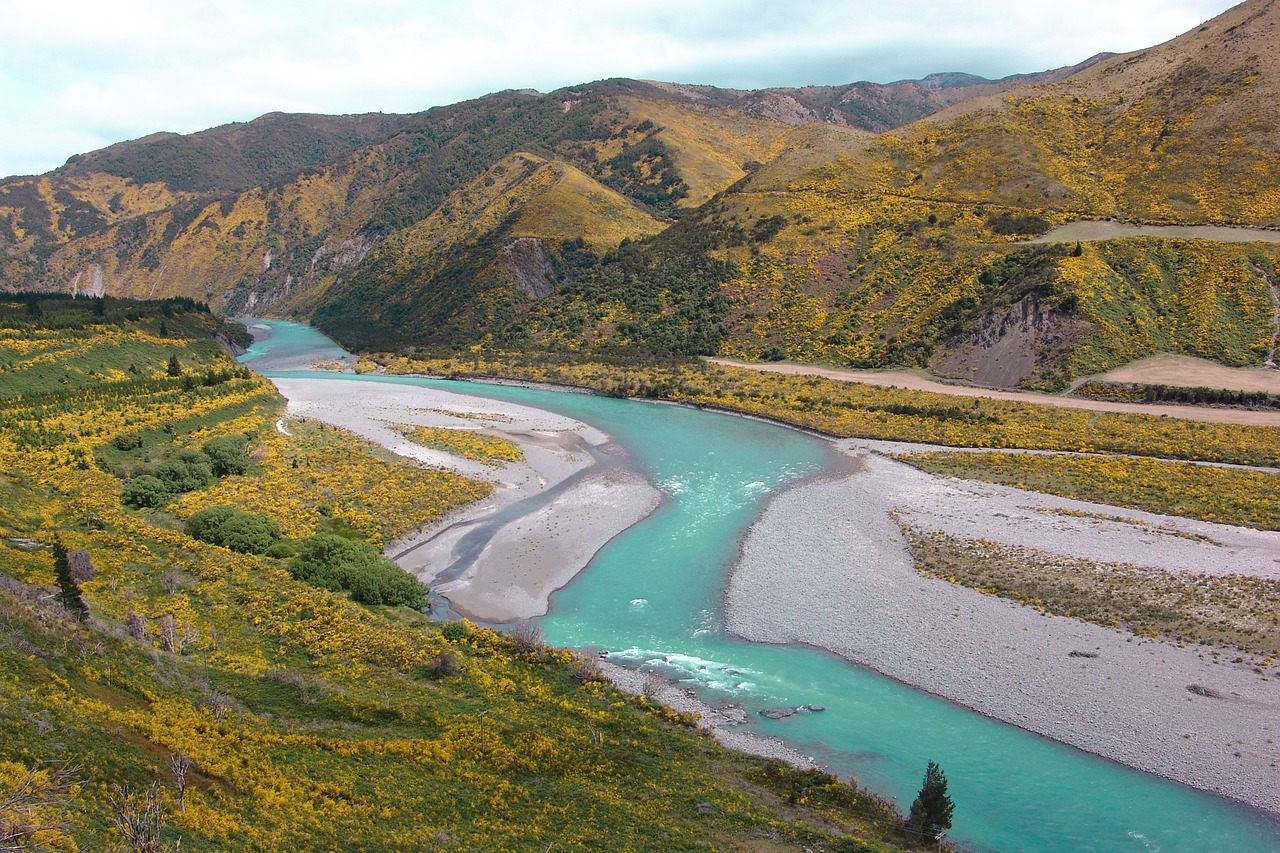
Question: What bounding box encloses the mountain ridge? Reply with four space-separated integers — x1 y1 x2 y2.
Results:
3 0 1279 390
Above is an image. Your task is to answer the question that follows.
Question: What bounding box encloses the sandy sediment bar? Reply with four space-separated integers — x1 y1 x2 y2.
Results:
268 376 659 622
431 467 660 622
726 441 1280 816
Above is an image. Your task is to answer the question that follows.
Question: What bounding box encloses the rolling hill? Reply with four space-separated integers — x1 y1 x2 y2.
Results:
2 1 1279 389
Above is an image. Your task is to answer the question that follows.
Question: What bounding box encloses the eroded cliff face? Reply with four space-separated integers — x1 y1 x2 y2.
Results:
501 237 557 298
932 295 1081 388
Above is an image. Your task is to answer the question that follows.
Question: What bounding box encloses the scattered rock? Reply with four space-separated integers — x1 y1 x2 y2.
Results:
1068 650 1099 659
759 707 800 720
1187 684 1225 699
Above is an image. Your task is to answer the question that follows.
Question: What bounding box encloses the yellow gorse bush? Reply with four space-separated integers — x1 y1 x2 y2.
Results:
900 451 1280 530
398 424 524 465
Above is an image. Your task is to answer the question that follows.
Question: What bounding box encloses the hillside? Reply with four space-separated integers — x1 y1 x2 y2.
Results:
517 0 1280 387
0 297 918 851
3 2 1280 389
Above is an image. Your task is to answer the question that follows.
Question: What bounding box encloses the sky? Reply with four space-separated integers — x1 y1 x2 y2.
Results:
0 0 1241 180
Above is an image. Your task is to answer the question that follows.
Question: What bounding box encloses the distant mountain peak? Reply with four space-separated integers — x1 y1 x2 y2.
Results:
913 72 993 89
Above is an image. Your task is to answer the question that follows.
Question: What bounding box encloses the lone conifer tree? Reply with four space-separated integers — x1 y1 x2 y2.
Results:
908 760 954 842
51 536 89 621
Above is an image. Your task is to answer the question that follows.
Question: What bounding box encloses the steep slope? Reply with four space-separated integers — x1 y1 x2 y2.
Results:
0 83 800 325
312 152 665 349
57 111 413 192
638 56 1111 133
801 0 1280 225
5 4 1279 389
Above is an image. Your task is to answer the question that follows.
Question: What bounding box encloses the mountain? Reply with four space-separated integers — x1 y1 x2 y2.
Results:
679 0 1280 386
3 1 1279 390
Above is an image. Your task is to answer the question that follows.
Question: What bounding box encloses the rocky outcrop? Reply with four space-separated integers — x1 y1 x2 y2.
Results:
500 236 557 298
933 295 1078 388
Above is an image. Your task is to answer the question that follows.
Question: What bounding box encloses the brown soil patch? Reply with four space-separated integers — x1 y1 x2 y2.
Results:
1094 354 1280 395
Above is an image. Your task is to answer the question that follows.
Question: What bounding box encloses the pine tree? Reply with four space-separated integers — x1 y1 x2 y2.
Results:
51 536 88 621
907 760 954 842
167 354 182 376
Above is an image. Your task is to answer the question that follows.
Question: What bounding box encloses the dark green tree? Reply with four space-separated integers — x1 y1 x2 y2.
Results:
907 761 954 843
121 475 170 509
201 436 252 476
51 536 88 621
167 353 182 376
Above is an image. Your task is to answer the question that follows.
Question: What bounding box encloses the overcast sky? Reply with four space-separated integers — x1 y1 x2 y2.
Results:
1 0 1239 180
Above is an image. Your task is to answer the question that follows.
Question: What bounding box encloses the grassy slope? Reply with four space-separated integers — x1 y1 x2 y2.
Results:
0 300 916 852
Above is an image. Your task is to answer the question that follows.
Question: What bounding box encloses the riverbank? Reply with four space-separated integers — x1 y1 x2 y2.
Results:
599 662 816 768
269 376 660 622
725 441 1280 816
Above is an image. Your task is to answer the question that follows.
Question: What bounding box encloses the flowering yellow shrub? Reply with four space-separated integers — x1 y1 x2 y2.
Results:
2 313 913 852
899 451 1280 530
399 424 523 465
175 419 490 546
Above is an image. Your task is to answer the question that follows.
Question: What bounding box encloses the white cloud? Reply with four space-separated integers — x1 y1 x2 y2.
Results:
0 0 1241 178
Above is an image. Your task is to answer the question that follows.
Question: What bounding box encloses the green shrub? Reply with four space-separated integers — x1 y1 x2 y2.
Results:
184 505 238 541
185 505 283 556
121 475 170 508
986 212 1052 236
217 513 284 555
112 433 143 451
154 448 213 493
289 534 427 608
202 435 252 476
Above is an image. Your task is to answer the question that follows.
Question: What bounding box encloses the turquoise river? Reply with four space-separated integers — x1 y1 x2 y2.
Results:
242 320 1280 853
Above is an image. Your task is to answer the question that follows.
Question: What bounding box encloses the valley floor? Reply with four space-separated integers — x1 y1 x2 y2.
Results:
272 371 1280 819
272 376 660 623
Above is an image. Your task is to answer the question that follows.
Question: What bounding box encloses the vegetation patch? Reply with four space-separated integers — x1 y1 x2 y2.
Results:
0 296 923 851
898 451 1280 530
902 528 1280 671
174 418 491 548
1071 380 1280 411
288 533 427 608
398 424 524 465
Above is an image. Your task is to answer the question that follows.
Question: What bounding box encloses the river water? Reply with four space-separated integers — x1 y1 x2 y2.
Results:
241 320 1280 852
